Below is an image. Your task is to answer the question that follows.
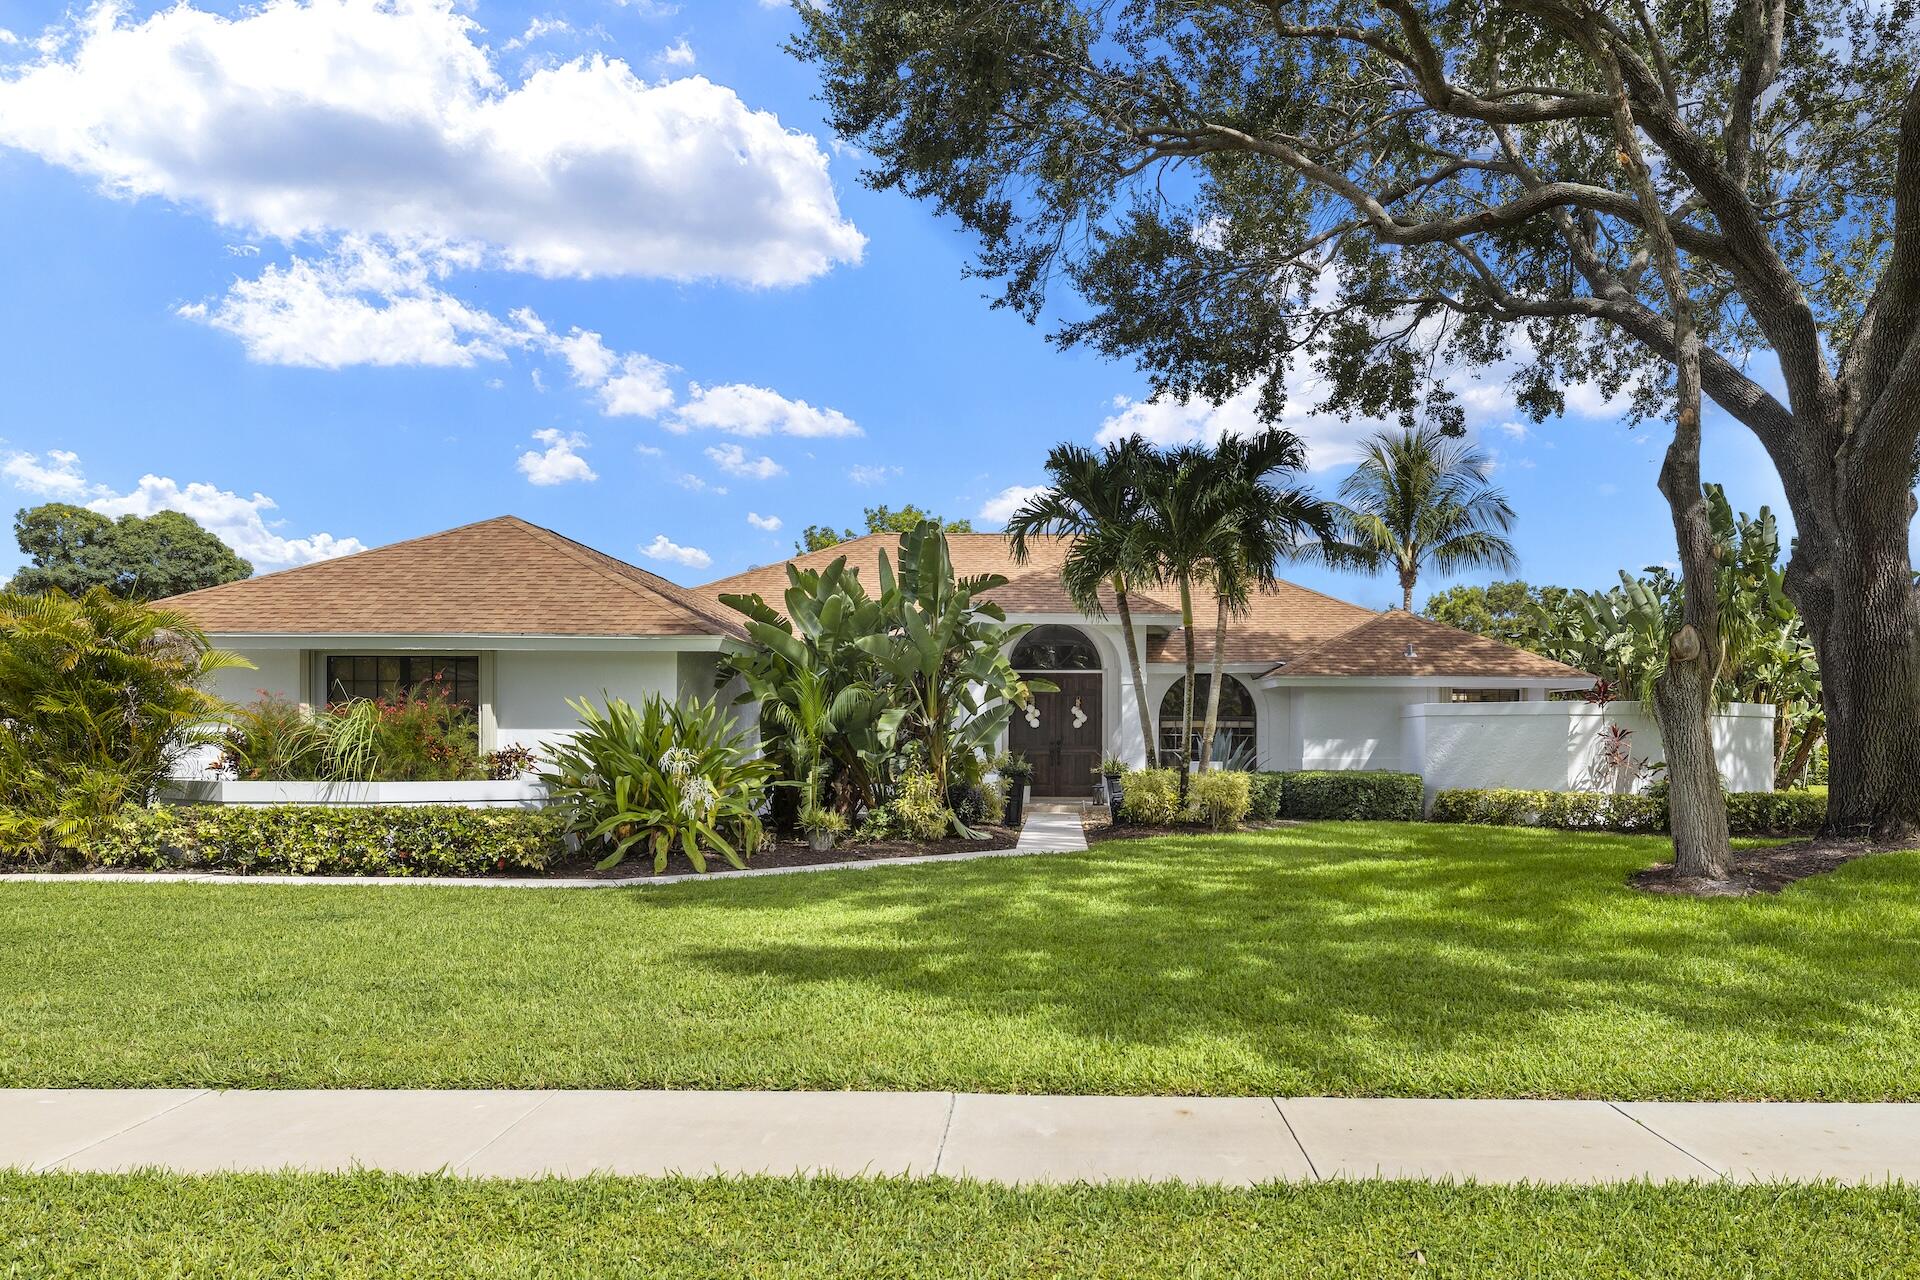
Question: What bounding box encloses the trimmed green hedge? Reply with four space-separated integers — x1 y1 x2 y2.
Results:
1260 771 1425 822
1430 787 1826 837
82 805 568 876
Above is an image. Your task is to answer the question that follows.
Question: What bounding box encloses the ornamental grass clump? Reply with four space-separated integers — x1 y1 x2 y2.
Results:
541 694 775 873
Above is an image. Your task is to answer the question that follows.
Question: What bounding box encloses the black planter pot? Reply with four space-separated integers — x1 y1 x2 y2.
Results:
1003 779 1029 827
1103 772 1126 816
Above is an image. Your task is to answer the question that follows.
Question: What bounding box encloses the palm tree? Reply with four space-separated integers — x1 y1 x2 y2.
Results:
1316 426 1519 612
1135 442 1247 801
1005 437 1161 765
1194 430 1338 768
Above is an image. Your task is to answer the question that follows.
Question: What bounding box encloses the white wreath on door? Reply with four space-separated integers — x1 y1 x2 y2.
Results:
1023 704 1041 728
1070 701 1088 729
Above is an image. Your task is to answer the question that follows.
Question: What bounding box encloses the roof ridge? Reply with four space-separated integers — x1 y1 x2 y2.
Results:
1269 609 1391 669
162 515 526 601
509 520 747 640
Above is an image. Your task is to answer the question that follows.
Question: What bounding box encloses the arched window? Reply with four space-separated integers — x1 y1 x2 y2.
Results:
1011 625 1101 671
1159 676 1258 766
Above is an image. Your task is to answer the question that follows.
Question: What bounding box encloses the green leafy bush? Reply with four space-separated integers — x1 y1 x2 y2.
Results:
81 804 565 876
895 768 950 841
1186 770 1252 830
1118 768 1180 824
0 587 245 859
1273 771 1424 822
220 684 484 783
1247 772 1286 820
541 694 775 873
1430 787 1823 836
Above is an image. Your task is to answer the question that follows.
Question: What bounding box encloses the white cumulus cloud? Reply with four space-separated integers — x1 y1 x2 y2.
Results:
2 449 94 499
0 450 362 566
670 382 860 438
517 428 597 485
639 533 711 569
847 463 898 486
746 511 781 531
976 483 1046 526
1097 382 1383 472
181 241 520 368
0 0 864 285
705 443 784 479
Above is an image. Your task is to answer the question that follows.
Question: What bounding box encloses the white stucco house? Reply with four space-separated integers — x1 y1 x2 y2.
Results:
160 515 1775 802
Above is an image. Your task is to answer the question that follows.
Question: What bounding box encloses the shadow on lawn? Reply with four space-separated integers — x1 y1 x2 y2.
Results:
672 823 1916 1094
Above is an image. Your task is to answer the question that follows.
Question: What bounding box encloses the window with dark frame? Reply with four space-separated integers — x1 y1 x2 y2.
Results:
324 656 480 709
1447 688 1523 703
1158 675 1258 761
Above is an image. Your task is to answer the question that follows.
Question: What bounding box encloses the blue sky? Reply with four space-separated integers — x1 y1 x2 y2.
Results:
0 0 1824 610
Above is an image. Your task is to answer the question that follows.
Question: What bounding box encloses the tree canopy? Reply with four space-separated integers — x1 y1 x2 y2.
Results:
796 0 1920 834
795 504 974 553
8 504 252 600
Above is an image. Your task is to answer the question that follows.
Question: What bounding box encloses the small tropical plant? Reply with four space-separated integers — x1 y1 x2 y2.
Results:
219 681 485 783
0 587 247 858
541 694 775 873
1186 770 1253 830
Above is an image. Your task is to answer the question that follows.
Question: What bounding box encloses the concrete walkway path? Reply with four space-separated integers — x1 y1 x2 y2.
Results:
1012 806 1089 853
6 1090 1916 1185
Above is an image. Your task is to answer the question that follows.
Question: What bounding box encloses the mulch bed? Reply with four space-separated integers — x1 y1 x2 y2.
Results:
1085 819 1296 845
1631 836 1914 896
557 825 1021 879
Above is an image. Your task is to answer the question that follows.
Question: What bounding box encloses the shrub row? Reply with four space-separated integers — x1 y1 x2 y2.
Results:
1430 787 1826 836
81 804 569 876
1117 768 1424 826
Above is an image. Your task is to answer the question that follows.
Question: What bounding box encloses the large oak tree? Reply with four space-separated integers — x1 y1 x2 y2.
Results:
797 0 1920 840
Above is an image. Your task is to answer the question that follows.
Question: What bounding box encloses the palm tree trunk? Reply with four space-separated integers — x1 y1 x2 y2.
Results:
1199 596 1229 769
1400 571 1416 614
1112 575 1157 768
1177 574 1196 806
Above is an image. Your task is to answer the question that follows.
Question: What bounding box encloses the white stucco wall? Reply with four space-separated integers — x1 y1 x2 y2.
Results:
490 649 681 755
1292 686 1421 772
1403 700 1776 806
207 648 303 708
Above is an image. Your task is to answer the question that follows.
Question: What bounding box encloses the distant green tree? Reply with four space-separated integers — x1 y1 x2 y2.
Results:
795 505 973 554
8 504 252 600
1425 581 1574 647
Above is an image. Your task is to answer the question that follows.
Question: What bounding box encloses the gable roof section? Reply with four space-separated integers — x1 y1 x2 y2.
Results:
698 532 1183 619
1141 577 1379 667
1271 610 1591 681
160 516 748 640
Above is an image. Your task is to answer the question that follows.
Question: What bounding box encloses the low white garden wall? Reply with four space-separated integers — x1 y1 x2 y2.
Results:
158 779 549 809
1401 700 1775 809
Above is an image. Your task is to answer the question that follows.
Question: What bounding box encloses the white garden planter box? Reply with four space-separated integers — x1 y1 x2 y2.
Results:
159 779 549 809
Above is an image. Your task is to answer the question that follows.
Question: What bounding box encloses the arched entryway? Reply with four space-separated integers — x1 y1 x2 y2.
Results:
1159 675 1259 769
1008 625 1104 797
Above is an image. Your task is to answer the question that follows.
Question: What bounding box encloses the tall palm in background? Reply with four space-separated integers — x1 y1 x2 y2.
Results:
1005 437 1159 765
1317 426 1519 613
1195 430 1338 768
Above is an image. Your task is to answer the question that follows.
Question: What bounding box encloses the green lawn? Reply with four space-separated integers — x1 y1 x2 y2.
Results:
3 822 1918 1097
2 1172 1915 1278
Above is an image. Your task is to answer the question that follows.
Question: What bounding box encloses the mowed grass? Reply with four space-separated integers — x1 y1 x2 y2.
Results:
2 1172 1916 1279
3 822 1918 1097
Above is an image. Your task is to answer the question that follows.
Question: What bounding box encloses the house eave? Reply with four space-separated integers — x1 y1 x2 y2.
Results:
205 632 741 653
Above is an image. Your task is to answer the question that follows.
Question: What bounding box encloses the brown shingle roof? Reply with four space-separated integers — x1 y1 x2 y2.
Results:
1271 610 1591 681
160 516 748 640
697 532 1575 678
698 532 1182 619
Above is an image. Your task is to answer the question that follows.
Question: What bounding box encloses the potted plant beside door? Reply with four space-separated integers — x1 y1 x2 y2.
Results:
999 753 1033 828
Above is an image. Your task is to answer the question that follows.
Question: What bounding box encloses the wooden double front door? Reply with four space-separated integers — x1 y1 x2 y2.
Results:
1008 673 1103 797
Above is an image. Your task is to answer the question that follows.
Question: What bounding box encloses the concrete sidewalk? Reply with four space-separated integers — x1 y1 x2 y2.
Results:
6 1090 1917 1185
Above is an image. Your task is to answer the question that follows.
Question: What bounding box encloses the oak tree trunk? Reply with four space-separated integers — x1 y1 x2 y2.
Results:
1785 481 1920 839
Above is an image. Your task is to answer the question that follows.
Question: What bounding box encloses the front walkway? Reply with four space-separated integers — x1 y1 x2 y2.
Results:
6 1089 1916 1184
